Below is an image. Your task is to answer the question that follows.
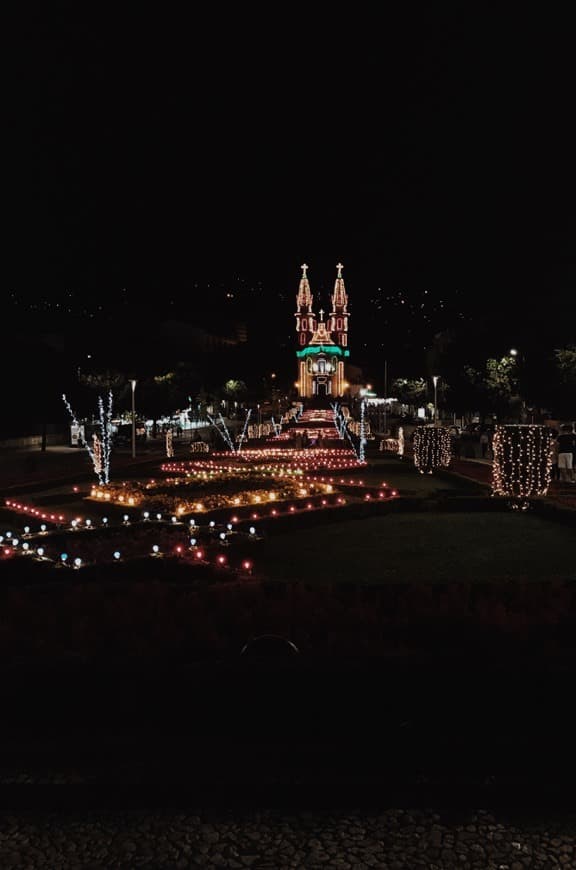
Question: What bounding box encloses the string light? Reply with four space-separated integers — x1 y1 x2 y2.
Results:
62 390 113 484
413 427 451 473
492 425 553 502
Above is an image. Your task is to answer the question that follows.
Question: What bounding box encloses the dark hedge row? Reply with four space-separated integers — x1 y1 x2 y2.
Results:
0 574 574 665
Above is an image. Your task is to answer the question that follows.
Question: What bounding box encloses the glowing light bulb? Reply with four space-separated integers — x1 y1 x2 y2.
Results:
113 550 121 560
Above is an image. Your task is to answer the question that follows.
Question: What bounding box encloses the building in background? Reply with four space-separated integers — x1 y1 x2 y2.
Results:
295 263 351 400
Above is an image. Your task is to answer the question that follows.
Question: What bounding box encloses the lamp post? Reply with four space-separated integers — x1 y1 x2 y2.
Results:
130 379 137 458
432 375 439 427
383 359 388 435
508 348 523 422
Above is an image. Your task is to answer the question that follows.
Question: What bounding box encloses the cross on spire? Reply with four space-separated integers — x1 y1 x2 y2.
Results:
319 308 324 321
336 262 344 277
301 263 308 278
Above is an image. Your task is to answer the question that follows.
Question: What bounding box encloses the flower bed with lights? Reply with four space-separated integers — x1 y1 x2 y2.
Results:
89 477 311 516
162 447 367 475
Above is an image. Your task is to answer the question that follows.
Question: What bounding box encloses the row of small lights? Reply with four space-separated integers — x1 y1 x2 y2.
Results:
1 537 254 574
162 449 366 473
303 474 398 497
1 493 349 560
5 499 65 523
5 482 398 542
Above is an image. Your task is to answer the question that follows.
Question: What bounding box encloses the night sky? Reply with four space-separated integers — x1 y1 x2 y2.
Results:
5 15 575 350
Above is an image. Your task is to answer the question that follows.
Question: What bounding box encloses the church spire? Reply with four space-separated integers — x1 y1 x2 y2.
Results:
295 262 316 348
331 262 348 312
296 262 313 313
329 261 349 349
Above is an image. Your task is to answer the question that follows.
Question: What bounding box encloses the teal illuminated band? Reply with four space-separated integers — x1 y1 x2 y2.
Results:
296 345 350 358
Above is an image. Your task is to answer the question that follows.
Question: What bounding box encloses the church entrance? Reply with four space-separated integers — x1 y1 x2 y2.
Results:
317 382 328 397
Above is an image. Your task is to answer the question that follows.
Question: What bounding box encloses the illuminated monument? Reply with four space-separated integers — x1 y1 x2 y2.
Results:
295 263 350 400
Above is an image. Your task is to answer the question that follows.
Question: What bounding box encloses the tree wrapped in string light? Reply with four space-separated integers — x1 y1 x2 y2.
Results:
492 425 553 505
413 426 451 474
63 391 113 484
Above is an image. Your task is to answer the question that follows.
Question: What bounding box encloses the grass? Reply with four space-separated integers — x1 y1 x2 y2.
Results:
256 511 576 584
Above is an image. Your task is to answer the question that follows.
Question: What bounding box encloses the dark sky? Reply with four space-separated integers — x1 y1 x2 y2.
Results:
5 14 575 316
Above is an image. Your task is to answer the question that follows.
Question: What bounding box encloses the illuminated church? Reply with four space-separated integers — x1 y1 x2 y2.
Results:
295 263 351 400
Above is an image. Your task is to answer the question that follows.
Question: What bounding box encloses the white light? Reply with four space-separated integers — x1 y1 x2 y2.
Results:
219 532 226 540
22 542 29 551
209 521 215 528
143 511 150 519
74 557 82 568
71 520 78 528
24 526 30 534
37 547 44 557
171 516 177 523
0 536 3 543
40 524 47 532
6 532 12 539
12 538 19 547
189 537 196 546
60 553 68 562
189 518 196 526
152 544 159 553
85 519 91 527
156 513 162 521
249 526 256 535
227 523 233 531
113 550 121 560
123 514 129 522
102 517 108 524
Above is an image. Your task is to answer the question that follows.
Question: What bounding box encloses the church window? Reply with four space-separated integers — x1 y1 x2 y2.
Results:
342 334 347 346
301 318 307 330
337 317 343 330
318 358 326 373
300 333 306 345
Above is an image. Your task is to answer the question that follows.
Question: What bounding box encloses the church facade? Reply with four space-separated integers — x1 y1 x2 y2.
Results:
295 263 350 399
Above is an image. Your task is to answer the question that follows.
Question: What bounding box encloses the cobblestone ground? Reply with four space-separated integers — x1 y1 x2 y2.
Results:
0 808 574 869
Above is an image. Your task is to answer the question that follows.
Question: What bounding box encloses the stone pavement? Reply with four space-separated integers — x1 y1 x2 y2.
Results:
0 807 574 868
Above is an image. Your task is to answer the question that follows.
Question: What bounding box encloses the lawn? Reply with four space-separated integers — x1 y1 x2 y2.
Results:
256 511 576 584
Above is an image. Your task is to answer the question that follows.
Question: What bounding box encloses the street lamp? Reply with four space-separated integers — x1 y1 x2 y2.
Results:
130 379 137 458
432 375 439 426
